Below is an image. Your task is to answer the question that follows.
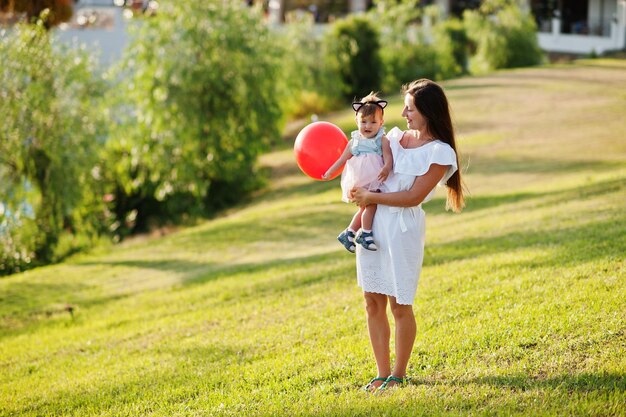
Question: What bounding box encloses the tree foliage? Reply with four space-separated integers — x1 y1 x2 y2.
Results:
104 0 281 237
464 0 543 74
0 0 73 28
0 22 105 274
323 14 383 100
368 0 461 93
0 0 549 275
432 15 470 77
275 14 342 119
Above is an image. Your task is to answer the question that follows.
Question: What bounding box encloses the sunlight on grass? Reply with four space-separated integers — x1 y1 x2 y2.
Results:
1 61 625 416
458 132 505 147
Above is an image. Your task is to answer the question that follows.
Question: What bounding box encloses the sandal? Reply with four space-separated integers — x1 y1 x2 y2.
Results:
337 229 356 253
362 376 387 392
356 230 378 251
378 375 406 391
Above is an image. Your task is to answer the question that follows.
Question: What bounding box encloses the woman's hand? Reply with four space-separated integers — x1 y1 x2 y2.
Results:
350 187 371 206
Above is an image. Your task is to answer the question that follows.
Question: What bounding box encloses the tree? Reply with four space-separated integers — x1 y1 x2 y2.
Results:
104 0 281 237
0 0 73 28
368 0 439 92
0 22 105 273
464 0 543 73
275 13 343 119
324 14 383 100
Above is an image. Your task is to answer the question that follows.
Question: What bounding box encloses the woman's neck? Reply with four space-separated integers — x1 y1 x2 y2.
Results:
409 129 434 145
413 129 433 141
401 129 434 149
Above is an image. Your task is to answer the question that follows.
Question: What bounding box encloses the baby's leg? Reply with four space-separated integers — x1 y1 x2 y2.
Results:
361 204 377 231
338 207 364 253
348 206 365 232
356 204 378 251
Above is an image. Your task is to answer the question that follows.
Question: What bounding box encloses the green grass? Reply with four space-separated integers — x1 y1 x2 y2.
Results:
1 61 625 416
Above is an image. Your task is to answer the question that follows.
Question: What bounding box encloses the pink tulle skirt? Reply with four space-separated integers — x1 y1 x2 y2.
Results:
340 153 384 203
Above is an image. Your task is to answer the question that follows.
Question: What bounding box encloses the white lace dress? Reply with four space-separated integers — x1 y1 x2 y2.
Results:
356 127 458 305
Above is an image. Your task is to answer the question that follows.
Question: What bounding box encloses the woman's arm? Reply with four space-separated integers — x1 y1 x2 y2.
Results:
351 164 448 207
322 141 352 180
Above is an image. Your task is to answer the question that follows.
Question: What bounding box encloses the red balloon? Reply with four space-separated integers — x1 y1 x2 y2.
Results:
294 121 348 180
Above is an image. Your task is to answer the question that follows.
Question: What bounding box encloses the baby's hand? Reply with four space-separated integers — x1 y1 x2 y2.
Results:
378 167 390 182
321 171 330 181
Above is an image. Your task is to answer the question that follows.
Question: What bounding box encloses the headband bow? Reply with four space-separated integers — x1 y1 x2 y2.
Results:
352 100 388 113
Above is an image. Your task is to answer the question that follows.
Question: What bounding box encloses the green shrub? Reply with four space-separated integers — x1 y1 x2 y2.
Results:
0 185 39 275
286 90 339 120
104 1 281 237
0 22 106 274
368 1 448 93
323 14 383 100
275 16 342 120
381 43 440 93
432 16 470 77
464 0 544 74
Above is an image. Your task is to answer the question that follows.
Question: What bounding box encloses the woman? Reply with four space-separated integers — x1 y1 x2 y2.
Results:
350 79 465 392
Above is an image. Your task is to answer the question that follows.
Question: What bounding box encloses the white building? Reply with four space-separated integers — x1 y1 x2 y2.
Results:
433 0 626 54
534 0 626 54
51 0 626 68
54 0 130 67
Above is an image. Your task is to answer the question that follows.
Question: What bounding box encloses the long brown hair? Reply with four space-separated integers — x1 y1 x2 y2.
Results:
402 79 465 212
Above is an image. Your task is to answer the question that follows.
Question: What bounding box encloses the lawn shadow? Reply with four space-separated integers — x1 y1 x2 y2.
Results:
424 175 625 215
1 248 345 340
256 176 333 203
78 258 212 274
409 371 626 393
494 66 626 86
167 206 347 249
6 343 245 417
444 83 507 91
0 265 181 340
292 371 626 417
254 154 341 204
426 215 625 269
0 279 106 335
422 176 625 268
423 191 541 216
466 372 626 391
577 60 626 71
464 155 624 176
177 251 347 297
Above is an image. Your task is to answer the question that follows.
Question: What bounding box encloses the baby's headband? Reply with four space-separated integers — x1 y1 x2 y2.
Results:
352 100 388 113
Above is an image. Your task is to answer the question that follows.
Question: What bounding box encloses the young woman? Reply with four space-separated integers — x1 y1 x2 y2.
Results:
350 79 465 392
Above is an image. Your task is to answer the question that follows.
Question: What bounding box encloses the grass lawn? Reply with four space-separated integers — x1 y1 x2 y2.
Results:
1 60 625 416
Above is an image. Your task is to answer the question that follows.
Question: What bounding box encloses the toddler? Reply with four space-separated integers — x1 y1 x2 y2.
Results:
322 93 392 252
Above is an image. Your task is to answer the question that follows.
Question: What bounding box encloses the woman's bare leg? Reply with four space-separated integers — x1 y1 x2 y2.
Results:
388 296 416 385
363 292 391 390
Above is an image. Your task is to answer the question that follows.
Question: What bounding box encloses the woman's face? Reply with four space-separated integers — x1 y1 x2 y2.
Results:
401 93 427 132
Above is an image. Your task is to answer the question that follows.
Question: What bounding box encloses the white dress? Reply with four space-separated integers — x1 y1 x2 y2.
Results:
356 127 458 305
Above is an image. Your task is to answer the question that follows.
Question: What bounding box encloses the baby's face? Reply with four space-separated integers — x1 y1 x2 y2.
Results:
356 111 384 139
